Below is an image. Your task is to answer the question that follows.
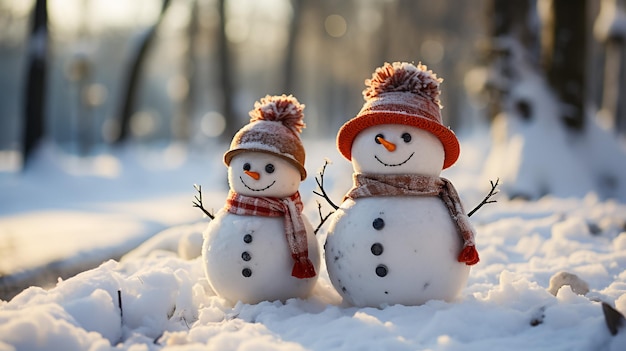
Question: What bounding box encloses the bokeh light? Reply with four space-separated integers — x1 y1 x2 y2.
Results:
325 14 347 38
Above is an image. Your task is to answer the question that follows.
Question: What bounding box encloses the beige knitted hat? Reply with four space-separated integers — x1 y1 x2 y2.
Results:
224 95 307 180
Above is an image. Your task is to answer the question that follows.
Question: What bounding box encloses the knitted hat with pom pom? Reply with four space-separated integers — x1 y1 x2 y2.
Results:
224 95 307 180
337 62 460 169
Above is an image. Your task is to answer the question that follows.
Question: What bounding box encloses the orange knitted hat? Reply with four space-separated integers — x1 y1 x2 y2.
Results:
337 62 460 169
224 95 307 180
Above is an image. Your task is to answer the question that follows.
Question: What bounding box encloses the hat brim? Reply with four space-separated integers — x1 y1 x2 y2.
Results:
224 148 307 180
336 112 460 169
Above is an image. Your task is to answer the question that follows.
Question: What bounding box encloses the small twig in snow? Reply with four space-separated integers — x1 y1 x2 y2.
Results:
602 302 625 336
313 160 339 210
153 332 163 345
117 290 123 321
468 178 499 217
193 184 215 220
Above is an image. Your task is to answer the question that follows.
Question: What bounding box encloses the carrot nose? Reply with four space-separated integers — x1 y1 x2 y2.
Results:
376 136 396 152
244 170 260 180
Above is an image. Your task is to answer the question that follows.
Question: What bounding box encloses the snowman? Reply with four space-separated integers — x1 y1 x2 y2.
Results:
324 62 479 307
202 95 320 304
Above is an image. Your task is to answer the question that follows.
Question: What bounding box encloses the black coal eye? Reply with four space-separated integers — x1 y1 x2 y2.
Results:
375 134 384 144
265 163 275 174
243 163 251 171
402 133 412 143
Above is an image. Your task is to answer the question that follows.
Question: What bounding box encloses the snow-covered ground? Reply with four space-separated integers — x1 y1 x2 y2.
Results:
0 142 226 297
1 134 626 350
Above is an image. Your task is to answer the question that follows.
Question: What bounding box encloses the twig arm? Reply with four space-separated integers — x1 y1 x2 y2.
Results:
192 184 215 220
314 202 333 235
312 160 339 210
467 178 499 217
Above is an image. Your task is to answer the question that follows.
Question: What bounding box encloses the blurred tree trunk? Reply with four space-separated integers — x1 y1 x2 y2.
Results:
171 0 199 142
22 0 48 167
602 40 626 134
487 0 539 122
217 0 237 140
610 36 626 135
115 0 171 144
492 0 539 53
282 0 303 94
542 0 587 130
374 1 393 66
596 0 626 135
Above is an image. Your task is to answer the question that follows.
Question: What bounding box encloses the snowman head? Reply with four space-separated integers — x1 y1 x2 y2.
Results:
228 151 301 197
351 124 444 176
224 95 307 185
337 62 460 172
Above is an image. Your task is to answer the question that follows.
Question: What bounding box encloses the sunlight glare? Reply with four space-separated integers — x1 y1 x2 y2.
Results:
226 18 250 43
167 75 189 103
49 0 161 32
358 7 382 33
163 142 187 168
325 14 347 38
201 112 226 138
420 39 445 64
130 111 159 138
0 150 22 172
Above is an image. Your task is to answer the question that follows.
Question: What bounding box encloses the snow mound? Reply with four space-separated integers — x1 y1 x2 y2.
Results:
2 196 626 350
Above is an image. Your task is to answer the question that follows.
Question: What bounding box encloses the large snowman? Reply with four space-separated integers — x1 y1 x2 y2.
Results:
202 95 320 304
325 62 479 307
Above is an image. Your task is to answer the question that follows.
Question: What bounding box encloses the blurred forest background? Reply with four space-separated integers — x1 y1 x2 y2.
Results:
1 0 625 171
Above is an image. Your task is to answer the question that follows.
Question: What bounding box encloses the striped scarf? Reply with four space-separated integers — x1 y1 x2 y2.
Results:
345 173 479 266
225 191 316 278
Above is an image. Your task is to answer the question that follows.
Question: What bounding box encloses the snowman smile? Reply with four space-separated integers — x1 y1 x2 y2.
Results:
239 177 276 192
374 152 415 167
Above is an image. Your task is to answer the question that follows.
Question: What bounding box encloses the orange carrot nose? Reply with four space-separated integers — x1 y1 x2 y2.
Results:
376 136 396 152
244 170 260 180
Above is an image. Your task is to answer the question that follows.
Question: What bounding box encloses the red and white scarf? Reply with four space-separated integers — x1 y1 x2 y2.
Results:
345 173 479 266
225 191 316 278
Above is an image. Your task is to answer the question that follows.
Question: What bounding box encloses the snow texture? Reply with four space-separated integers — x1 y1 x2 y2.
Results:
1 137 626 350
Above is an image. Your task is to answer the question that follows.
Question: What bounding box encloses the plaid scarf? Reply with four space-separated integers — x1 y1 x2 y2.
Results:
345 173 479 266
225 191 316 278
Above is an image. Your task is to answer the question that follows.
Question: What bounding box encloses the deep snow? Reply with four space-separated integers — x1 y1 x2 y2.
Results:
1 135 626 350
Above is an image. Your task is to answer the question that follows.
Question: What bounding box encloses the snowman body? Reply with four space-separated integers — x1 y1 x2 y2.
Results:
202 151 320 304
203 210 319 304
326 124 471 307
326 196 469 307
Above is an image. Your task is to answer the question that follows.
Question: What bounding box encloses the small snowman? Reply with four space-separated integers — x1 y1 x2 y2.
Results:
202 95 319 304
324 62 479 307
